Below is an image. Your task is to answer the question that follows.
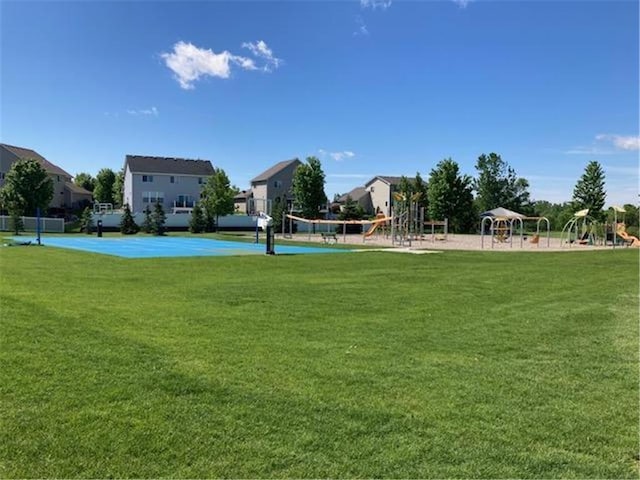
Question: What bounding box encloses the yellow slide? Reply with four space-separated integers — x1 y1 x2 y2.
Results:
616 223 640 247
364 215 391 237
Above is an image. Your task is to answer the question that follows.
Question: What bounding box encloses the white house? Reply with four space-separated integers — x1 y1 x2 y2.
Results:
123 155 215 213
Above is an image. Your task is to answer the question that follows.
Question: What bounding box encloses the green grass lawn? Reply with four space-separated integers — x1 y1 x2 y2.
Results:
0 244 638 478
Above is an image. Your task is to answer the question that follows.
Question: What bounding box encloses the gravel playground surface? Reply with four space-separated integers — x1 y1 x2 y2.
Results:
279 232 619 252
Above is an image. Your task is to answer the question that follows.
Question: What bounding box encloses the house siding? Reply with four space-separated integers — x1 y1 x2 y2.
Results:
367 178 394 216
250 160 301 213
126 172 207 213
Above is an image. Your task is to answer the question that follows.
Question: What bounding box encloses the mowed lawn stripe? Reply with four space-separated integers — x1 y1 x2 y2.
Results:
0 246 637 478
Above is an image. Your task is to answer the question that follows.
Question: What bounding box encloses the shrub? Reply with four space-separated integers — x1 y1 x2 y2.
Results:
80 207 94 234
119 204 139 235
141 206 153 234
151 203 166 236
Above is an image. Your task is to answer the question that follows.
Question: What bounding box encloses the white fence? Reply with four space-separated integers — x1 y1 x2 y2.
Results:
93 212 258 229
0 215 65 233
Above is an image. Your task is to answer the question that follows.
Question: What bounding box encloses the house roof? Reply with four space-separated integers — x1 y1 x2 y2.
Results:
337 187 370 203
364 175 404 187
251 159 302 183
1 143 72 178
64 181 93 196
234 190 252 200
480 207 525 219
125 155 215 175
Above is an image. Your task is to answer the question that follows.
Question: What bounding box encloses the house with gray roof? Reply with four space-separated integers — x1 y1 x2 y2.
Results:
0 143 92 210
250 159 302 214
334 186 374 215
123 155 215 213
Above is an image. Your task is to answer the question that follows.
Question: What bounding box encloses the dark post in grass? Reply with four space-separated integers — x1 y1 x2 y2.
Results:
36 207 41 245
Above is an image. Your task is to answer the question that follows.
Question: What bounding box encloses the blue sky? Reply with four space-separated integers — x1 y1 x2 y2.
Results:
1 0 638 206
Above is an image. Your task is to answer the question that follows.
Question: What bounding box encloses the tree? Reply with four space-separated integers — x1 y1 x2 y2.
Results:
150 202 166 236
9 210 24 235
74 172 95 192
119 203 139 234
474 153 531 214
80 206 94 234
201 168 235 231
413 172 428 211
292 156 327 219
94 168 116 205
0 159 54 218
427 158 476 233
337 195 365 233
112 168 125 208
189 203 207 233
141 206 153 233
572 161 606 221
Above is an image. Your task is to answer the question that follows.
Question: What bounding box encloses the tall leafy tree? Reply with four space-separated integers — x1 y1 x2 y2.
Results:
112 168 125 207
201 168 235 231
474 153 531 214
292 156 327 219
74 172 96 192
414 172 428 210
0 159 54 216
427 158 475 233
572 161 606 221
94 168 116 205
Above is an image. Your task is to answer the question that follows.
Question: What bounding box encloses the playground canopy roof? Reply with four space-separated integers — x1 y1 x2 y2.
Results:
480 207 526 219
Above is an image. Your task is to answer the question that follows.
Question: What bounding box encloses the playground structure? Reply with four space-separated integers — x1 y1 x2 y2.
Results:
385 192 448 246
480 208 550 249
616 223 640 247
560 206 639 248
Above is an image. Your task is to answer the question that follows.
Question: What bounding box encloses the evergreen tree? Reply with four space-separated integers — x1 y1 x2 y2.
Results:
151 202 167 236
141 206 153 233
427 158 476 233
189 203 207 233
80 206 94 234
337 195 365 233
292 156 327 219
9 209 24 235
572 161 606 221
119 203 139 234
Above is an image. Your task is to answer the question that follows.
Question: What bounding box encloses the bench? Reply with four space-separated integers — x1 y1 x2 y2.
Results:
321 232 338 244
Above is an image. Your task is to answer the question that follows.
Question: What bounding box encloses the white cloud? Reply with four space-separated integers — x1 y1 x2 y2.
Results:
353 15 369 36
319 149 356 161
451 0 473 8
563 147 617 155
161 41 279 89
127 106 159 116
596 134 640 151
241 40 282 72
360 0 392 10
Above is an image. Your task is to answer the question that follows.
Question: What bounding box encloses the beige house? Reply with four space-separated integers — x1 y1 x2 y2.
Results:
335 186 374 215
250 159 302 214
0 143 93 210
364 176 403 216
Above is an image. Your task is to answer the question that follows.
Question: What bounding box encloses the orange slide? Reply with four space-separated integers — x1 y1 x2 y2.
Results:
364 214 391 238
616 223 640 247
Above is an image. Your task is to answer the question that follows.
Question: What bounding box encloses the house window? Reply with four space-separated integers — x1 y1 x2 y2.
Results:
57 175 60 182
170 176 175 184
198 177 203 184
0 172 5 180
142 175 154 183
175 194 195 208
370 186 375 192
142 191 164 204
274 180 283 188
